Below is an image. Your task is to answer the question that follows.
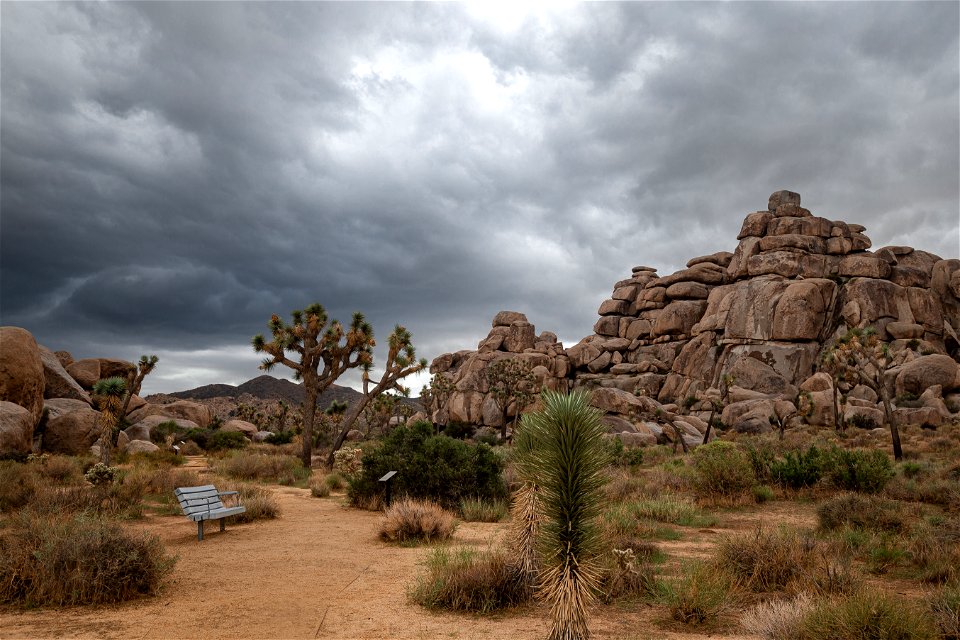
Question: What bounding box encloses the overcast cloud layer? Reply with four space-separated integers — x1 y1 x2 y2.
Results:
2 1 958 395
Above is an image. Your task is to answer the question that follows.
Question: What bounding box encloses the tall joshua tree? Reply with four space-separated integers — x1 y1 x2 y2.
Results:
822 327 903 460
92 376 127 464
520 390 609 640
326 325 426 467
485 358 536 442
119 355 159 417
253 304 374 467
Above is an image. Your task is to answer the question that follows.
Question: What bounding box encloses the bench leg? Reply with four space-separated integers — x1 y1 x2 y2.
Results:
198 520 204 542
220 518 225 533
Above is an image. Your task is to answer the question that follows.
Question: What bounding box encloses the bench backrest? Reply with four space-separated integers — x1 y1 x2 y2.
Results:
175 485 226 517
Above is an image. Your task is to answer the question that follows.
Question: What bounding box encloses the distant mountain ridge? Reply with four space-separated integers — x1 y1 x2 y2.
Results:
166 375 421 410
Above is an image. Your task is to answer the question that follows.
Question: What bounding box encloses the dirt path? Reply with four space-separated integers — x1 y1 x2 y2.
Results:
0 486 787 640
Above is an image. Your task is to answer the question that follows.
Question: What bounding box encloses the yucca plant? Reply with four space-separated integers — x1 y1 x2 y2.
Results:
119 354 159 417
510 412 544 592
92 376 127 464
520 389 610 640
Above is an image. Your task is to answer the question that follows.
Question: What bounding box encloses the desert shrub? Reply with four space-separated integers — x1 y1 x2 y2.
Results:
207 430 248 451
603 470 648 502
309 477 330 497
0 511 174 606
817 494 906 532
458 497 508 522
181 428 212 449
126 449 185 469
84 463 119 486
659 561 738 626
741 594 812 640
885 475 960 509
847 413 879 429
795 590 938 639
176 439 203 455
37 455 84 484
150 420 184 445
378 498 457 544
264 430 294 445
628 495 716 527
900 461 926 479
746 442 777 483
605 437 644 467
442 421 475 440
753 485 775 503
348 421 507 510
214 452 309 485
409 547 528 613
0 461 38 512
715 527 813 593
771 446 825 489
598 547 658 603
823 447 893 493
324 472 347 490
905 523 960 584
222 483 279 522
332 447 364 477
691 441 755 499
931 582 960 640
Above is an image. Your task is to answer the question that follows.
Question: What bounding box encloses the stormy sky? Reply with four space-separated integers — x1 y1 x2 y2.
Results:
2 1 958 396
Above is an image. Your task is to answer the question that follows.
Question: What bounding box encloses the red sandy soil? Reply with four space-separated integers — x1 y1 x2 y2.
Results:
0 486 815 640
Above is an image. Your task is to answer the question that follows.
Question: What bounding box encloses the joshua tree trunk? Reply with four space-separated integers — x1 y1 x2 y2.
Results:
876 385 903 461
301 369 319 467
832 381 841 432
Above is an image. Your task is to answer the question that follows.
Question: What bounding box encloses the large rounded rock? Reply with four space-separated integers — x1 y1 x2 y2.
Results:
125 415 200 443
125 440 160 455
0 326 45 423
66 359 101 388
38 346 91 403
0 401 34 456
128 400 212 428
896 355 960 397
43 407 101 454
222 419 258 438
44 398 94 420
492 311 528 327
98 358 136 379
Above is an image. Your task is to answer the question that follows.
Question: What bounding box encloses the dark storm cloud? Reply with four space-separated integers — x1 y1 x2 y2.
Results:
1 1 957 394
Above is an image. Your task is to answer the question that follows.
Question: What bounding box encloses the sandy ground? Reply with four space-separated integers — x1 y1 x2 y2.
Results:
0 483 815 640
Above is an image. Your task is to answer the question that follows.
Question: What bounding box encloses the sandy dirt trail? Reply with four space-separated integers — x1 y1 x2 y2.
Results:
0 485 783 640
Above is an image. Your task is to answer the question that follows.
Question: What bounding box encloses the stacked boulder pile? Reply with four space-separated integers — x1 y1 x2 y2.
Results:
432 191 960 444
430 311 571 428
0 326 217 457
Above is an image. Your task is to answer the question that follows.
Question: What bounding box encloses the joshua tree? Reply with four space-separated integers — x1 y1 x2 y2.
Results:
422 372 454 430
822 327 904 460
253 304 374 467
818 351 845 432
518 390 609 640
92 376 127 464
119 354 158 417
485 358 536 441
702 373 733 445
769 391 813 441
326 325 426 467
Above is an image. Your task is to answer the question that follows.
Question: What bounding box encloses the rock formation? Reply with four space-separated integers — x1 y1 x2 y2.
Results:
431 191 960 443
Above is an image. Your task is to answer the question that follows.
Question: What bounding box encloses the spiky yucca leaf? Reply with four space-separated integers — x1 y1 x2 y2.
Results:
521 390 609 640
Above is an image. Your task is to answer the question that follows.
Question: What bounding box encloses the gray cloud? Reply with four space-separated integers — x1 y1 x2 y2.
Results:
1 1 957 395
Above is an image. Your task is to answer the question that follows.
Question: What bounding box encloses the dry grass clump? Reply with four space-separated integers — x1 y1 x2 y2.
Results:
691 441 756 501
603 469 649 502
598 547 659 603
458 497 508 522
222 483 280 522
409 547 528 613
817 494 908 532
658 561 739 626
324 472 347 491
214 452 309 485
930 582 960 639
379 498 457 544
795 590 938 639
628 495 716 527
715 527 814 593
0 510 174 606
309 475 331 497
0 461 39 512
741 594 813 640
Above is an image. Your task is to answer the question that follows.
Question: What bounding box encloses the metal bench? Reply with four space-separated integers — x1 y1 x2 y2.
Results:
174 485 247 541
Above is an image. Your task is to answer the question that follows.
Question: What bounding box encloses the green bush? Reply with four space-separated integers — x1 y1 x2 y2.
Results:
753 485 775 503
208 430 248 451
348 421 507 510
0 511 174 606
691 441 755 499
442 421 475 440
264 430 294 445
771 446 825 489
150 420 184 445
659 561 737 626
606 437 644 467
847 413 879 429
823 447 893 493
796 590 937 639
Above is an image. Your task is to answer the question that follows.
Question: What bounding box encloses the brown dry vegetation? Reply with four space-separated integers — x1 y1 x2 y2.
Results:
0 421 958 639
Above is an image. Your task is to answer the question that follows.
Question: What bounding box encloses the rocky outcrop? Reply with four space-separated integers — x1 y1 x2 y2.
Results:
43 407 101 455
128 400 212 428
0 401 34 456
0 327 45 424
222 419 258 438
38 346 91 404
429 312 570 426
431 191 960 440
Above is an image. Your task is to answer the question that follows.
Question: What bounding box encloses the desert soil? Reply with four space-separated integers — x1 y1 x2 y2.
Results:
0 483 814 640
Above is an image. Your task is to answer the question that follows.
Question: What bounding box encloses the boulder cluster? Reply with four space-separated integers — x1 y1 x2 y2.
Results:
0 327 227 457
431 191 960 444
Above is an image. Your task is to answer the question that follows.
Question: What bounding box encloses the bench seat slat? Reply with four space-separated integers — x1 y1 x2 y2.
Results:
185 506 247 522
175 485 217 495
